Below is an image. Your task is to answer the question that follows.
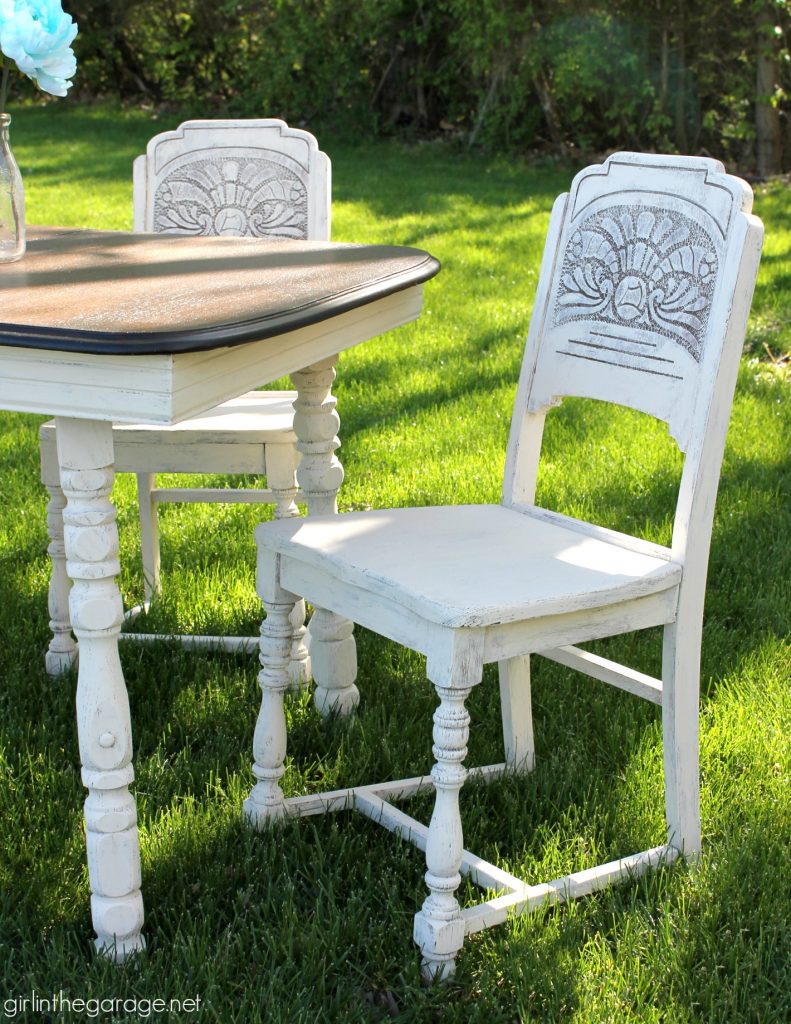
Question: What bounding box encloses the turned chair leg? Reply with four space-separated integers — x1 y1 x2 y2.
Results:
498 655 535 774
136 473 160 602
413 682 473 981
43 479 78 675
40 432 78 675
286 600 311 690
243 597 296 827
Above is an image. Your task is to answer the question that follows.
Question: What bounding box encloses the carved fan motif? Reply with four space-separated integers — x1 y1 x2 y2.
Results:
553 205 718 360
153 156 308 239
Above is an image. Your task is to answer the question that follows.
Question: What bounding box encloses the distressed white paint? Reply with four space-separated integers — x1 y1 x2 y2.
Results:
132 119 331 241
242 598 293 824
253 153 763 978
16 220 426 964
498 655 535 772
540 644 664 703
288 356 356 713
39 434 79 673
412 681 474 981
55 417 145 961
33 287 421 673
11 287 422 425
460 844 680 934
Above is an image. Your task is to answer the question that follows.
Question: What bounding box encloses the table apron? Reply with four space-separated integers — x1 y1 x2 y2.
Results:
0 285 423 424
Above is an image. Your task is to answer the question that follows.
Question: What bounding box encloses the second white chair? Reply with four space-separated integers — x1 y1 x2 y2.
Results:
40 119 331 676
247 152 763 980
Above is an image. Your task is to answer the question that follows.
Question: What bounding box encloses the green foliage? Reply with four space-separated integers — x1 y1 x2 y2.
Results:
61 1 791 169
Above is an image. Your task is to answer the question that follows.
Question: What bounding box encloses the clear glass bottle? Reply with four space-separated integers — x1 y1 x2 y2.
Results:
0 113 25 263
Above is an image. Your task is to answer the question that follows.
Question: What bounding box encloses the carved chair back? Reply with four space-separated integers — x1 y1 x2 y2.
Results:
132 119 331 241
504 152 763 577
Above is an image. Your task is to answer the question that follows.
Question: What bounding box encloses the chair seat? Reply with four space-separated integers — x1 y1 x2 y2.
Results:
261 504 682 628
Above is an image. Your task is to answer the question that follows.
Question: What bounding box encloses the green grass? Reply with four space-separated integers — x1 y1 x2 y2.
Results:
0 103 789 1023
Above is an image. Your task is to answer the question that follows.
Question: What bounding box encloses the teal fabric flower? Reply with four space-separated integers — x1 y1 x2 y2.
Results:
0 0 78 98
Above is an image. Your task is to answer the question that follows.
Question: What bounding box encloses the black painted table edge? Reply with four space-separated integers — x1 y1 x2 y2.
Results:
0 231 441 356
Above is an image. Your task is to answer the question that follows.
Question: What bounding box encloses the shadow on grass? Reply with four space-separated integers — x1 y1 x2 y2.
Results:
3 659 785 1023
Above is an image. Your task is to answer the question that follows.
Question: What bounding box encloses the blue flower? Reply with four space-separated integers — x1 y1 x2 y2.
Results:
0 0 78 98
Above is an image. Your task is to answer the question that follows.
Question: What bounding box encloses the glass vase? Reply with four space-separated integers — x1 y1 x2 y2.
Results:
0 113 25 263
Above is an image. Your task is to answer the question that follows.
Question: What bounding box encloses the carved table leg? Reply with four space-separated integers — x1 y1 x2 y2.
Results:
413 684 471 982
290 356 358 717
56 417 145 961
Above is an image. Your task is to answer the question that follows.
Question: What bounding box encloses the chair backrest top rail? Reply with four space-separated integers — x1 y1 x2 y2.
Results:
132 118 331 242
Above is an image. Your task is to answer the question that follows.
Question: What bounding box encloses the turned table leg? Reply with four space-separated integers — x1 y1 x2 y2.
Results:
56 417 145 961
267 443 310 687
290 356 359 716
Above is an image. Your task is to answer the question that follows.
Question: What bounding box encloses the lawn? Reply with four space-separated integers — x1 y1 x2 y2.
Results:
0 103 788 1024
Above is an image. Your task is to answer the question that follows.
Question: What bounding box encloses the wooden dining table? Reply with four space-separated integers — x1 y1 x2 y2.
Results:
0 226 439 959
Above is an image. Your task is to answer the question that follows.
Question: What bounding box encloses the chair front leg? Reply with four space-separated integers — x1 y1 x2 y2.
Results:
40 430 78 675
286 599 311 689
413 683 472 982
243 597 296 827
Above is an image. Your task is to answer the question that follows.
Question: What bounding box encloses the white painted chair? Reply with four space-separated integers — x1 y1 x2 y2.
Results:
40 119 331 675
247 153 763 979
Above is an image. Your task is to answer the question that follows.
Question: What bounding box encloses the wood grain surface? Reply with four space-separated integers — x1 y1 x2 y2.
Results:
0 228 440 354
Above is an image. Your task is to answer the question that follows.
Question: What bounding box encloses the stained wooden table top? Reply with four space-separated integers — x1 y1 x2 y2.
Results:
0 228 440 355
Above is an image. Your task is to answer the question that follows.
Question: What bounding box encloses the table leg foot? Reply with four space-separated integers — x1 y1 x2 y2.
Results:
91 892 146 961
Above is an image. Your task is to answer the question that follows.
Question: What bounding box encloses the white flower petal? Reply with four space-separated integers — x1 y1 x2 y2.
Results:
32 69 71 96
